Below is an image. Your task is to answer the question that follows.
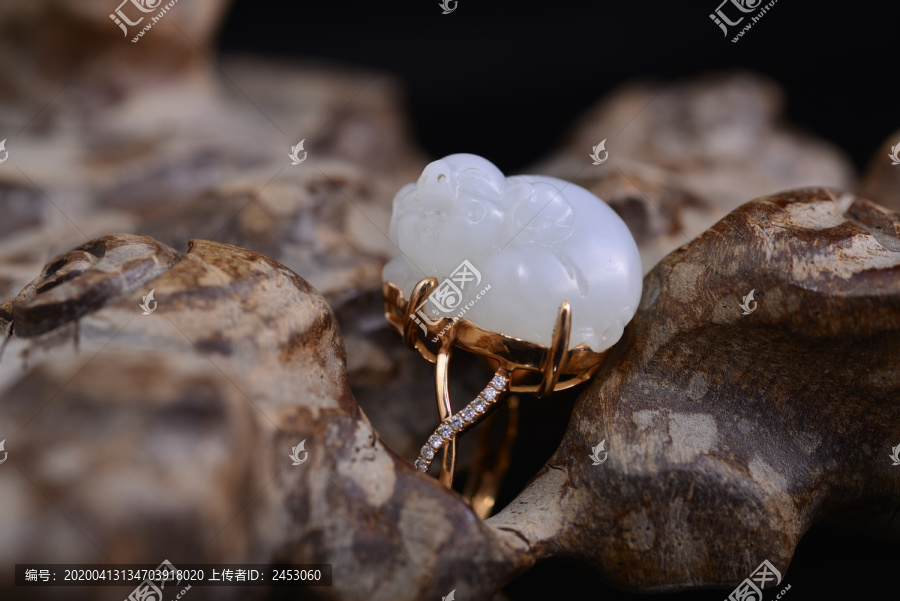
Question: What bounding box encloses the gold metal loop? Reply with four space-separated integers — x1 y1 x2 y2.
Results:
384 278 610 517
537 300 572 398
463 394 519 519
435 336 456 488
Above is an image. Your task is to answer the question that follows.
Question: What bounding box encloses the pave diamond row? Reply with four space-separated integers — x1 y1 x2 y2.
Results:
414 371 510 472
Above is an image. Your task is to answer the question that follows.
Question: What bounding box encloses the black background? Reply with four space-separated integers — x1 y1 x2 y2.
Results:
219 1 898 600
220 0 897 174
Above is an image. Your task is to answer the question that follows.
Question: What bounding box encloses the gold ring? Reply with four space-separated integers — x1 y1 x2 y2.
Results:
383 280 609 517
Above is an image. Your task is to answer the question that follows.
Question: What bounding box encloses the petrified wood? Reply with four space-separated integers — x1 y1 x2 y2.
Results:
1 186 898 600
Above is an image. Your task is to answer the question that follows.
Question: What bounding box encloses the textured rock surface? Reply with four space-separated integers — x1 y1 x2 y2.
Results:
0 235 514 601
860 128 900 212
532 72 856 272
0 5 430 473
2 186 898 600
0 0 425 303
489 188 900 591
0 0 232 127
1 5 896 599
0 233 179 337
0 57 860 470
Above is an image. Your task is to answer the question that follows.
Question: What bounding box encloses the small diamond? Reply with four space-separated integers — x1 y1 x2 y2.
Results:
490 374 507 390
429 434 443 449
449 415 463 431
420 445 434 460
414 459 428 472
438 424 453 438
473 397 487 413
482 387 498 401
461 407 476 422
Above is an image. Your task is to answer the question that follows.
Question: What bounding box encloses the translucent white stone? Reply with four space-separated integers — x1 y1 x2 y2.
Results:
383 153 642 352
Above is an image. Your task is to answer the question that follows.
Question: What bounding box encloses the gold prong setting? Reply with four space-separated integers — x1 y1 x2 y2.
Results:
414 370 510 472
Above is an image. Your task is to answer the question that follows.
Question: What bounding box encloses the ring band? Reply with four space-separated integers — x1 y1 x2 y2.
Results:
383 279 610 518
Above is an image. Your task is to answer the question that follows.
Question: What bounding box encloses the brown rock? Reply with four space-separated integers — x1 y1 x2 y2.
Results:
0 0 232 131
488 188 900 592
532 72 856 271
3 234 179 337
3 188 898 600
860 129 900 212
0 234 512 601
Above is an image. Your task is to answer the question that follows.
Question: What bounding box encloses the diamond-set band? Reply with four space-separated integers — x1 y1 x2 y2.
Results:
414 371 510 472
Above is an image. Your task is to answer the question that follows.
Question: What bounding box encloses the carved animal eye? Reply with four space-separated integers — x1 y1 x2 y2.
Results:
464 199 485 223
